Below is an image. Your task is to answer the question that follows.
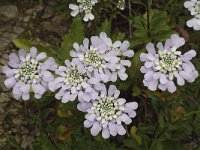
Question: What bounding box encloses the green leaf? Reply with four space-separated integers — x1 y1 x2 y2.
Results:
61 16 84 60
12 38 33 51
131 10 175 46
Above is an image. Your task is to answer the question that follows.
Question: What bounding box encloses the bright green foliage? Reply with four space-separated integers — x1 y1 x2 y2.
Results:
131 10 176 47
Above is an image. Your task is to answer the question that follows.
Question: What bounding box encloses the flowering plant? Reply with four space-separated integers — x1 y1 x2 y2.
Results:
3 47 57 100
140 34 198 93
77 85 138 139
184 0 200 30
1 0 200 149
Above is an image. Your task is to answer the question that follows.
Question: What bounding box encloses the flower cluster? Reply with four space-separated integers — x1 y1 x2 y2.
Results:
70 32 134 83
140 34 199 93
77 85 138 139
184 0 200 30
117 0 125 10
4 34 198 139
69 0 97 22
3 47 57 100
49 60 99 103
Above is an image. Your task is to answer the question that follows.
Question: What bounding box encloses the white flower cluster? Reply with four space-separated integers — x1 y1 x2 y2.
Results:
3 47 57 100
184 0 200 30
77 85 138 139
48 32 134 103
140 34 199 93
49 60 99 103
69 0 97 22
48 32 136 139
70 32 134 83
117 0 125 10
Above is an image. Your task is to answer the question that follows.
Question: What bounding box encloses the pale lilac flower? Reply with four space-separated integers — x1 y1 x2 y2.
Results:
69 0 97 22
70 32 134 83
49 60 100 103
184 0 200 30
77 85 138 139
140 34 199 93
2 47 57 100
99 32 134 81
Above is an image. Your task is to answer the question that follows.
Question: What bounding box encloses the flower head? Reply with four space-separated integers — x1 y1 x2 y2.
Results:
49 60 99 103
3 47 57 100
70 32 134 83
117 0 125 10
69 0 97 22
184 0 200 30
77 85 138 139
140 34 199 93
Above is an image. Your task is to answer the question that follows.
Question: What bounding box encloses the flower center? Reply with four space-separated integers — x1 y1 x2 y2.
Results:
83 48 104 68
91 97 125 123
155 50 182 73
14 59 39 83
194 5 200 14
82 0 93 10
64 70 86 85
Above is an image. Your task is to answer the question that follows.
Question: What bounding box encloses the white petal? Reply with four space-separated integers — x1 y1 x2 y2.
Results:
36 52 47 61
91 122 102 136
102 128 110 139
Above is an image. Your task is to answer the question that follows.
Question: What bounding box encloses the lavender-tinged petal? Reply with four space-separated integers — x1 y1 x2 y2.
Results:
22 93 30 100
91 122 102 136
30 47 37 58
160 74 167 84
18 49 26 59
2 66 14 77
20 84 30 93
118 71 128 81
167 81 177 93
117 125 126 135
108 85 117 96
4 77 16 88
84 120 93 128
125 102 138 110
122 50 134 57
120 41 130 52
36 52 47 61
109 123 117 136
102 128 110 139
146 43 155 54
140 53 147 62
120 60 131 67
158 84 168 91
114 90 120 99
